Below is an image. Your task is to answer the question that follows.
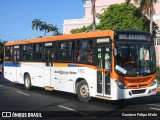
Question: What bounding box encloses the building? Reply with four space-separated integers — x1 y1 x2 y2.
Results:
63 0 160 65
63 0 125 34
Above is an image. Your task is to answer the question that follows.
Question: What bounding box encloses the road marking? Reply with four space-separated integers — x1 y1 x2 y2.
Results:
58 105 87 116
0 85 3 87
150 107 160 111
16 91 30 96
148 104 160 107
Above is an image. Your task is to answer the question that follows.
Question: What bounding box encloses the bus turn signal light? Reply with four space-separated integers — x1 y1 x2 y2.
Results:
152 88 157 93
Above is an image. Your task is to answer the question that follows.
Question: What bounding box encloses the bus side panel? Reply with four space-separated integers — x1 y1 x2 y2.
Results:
3 62 18 82
20 62 45 87
75 67 97 97
53 65 96 96
17 66 22 83
54 67 75 93
4 66 14 82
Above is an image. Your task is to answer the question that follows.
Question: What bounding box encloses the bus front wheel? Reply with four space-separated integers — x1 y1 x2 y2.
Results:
76 80 91 102
24 74 32 90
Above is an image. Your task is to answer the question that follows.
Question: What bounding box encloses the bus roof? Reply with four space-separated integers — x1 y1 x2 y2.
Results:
5 30 114 46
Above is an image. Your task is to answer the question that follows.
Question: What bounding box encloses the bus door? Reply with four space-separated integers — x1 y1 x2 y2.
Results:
44 47 54 87
12 46 20 82
96 45 111 96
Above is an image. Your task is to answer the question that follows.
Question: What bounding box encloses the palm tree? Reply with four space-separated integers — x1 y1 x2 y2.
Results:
40 22 48 36
126 0 157 34
47 24 60 36
52 25 60 36
32 19 42 37
82 0 96 31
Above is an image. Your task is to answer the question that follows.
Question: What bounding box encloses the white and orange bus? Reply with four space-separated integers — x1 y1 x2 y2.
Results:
4 30 158 102
0 58 2 74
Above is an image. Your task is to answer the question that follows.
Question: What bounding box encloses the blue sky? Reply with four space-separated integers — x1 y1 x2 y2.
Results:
0 0 84 41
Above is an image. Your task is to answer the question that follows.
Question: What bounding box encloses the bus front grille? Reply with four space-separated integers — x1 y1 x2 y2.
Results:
128 84 148 89
131 89 146 94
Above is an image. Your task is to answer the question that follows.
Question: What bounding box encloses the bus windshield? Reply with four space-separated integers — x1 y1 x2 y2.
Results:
114 43 156 76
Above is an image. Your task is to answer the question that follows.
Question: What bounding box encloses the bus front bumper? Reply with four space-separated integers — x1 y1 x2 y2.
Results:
111 83 158 100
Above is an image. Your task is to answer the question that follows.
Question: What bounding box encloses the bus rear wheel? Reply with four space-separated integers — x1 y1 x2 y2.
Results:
24 74 32 90
76 80 91 102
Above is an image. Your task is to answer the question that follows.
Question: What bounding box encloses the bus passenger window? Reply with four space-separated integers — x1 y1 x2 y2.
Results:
45 50 50 62
5 47 12 61
88 41 92 63
77 48 81 61
33 44 42 61
97 49 102 68
105 52 110 69
81 41 88 62
67 41 75 61
13 50 18 61
76 40 93 63
58 42 67 61
22 45 33 61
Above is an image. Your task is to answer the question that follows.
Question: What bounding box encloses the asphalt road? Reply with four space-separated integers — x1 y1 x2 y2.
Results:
0 74 160 120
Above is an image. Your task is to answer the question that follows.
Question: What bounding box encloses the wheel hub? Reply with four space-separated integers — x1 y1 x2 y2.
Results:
80 85 89 97
25 78 30 87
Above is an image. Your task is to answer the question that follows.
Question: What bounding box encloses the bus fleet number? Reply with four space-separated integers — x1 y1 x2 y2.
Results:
78 69 85 73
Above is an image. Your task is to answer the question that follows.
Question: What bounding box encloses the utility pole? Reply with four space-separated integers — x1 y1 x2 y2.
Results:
150 1 153 34
91 0 96 31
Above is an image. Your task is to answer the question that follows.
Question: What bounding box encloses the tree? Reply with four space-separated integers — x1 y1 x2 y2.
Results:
31 19 61 37
97 2 158 37
82 0 96 31
71 2 158 36
32 19 42 37
126 0 157 34
70 24 93 34
47 24 60 36
0 39 7 62
40 22 48 36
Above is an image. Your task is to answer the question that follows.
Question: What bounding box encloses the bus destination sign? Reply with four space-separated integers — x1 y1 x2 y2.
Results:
97 38 110 43
118 34 151 41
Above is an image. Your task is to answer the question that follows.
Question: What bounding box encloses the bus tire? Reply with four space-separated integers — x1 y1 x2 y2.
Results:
76 80 91 102
24 74 32 90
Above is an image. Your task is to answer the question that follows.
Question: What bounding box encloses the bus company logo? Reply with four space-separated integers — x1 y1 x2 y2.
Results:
59 70 63 75
54 70 67 75
138 84 141 88
54 70 77 75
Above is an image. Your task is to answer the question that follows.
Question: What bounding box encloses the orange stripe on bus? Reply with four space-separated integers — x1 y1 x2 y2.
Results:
5 30 115 46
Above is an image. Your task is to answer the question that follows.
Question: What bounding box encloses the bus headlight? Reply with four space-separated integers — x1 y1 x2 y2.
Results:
150 79 157 87
115 80 127 89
